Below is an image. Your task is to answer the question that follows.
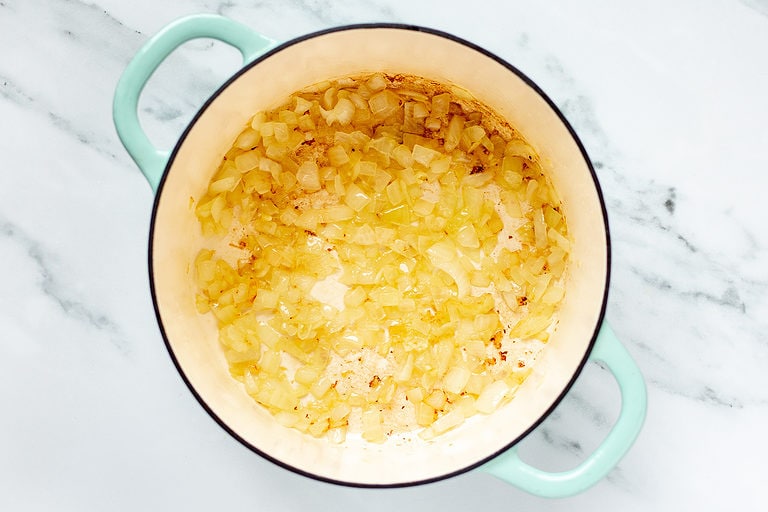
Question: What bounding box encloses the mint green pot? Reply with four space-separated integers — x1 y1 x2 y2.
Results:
113 15 647 497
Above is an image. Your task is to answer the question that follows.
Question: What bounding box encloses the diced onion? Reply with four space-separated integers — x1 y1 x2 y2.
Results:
368 90 401 119
456 224 480 248
296 161 321 192
321 97 355 126
476 380 510 414
429 408 464 435
345 183 371 212
412 144 441 167
444 115 464 152
194 72 569 444
443 366 471 394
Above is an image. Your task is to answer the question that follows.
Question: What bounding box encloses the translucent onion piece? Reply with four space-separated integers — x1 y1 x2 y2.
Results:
296 161 321 192
476 380 510 414
443 366 471 395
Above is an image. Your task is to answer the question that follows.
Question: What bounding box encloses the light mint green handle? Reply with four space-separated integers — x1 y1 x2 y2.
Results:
482 323 647 498
113 14 275 191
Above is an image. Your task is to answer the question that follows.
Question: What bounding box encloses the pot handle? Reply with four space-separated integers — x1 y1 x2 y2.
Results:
481 323 647 498
113 15 275 192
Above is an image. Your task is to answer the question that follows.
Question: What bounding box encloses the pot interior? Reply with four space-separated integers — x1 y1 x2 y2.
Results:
150 25 608 486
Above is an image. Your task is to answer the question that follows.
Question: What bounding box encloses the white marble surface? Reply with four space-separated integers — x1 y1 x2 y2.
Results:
1 0 767 509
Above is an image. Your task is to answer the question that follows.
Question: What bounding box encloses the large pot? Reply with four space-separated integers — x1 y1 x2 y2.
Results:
113 15 646 497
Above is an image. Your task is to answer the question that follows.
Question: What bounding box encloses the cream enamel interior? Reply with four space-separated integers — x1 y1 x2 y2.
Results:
150 27 608 485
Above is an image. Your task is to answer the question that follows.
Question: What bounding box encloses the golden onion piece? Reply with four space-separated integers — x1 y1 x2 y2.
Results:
193 73 569 442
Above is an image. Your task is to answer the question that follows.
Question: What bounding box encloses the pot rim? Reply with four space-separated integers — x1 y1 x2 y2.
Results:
147 22 611 488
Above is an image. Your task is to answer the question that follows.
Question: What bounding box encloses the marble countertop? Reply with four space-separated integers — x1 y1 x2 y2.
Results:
2 0 767 510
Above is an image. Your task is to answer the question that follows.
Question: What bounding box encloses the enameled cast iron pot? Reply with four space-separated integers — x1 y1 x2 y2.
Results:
113 15 647 497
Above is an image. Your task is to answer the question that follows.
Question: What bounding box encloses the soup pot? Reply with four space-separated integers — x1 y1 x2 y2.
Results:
113 14 646 497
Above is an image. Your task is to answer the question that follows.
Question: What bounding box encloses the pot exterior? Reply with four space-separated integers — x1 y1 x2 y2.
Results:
146 23 610 486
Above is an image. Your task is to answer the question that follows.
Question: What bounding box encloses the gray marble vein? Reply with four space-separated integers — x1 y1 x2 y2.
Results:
741 0 768 16
511 42 768 408
0 219 127 352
